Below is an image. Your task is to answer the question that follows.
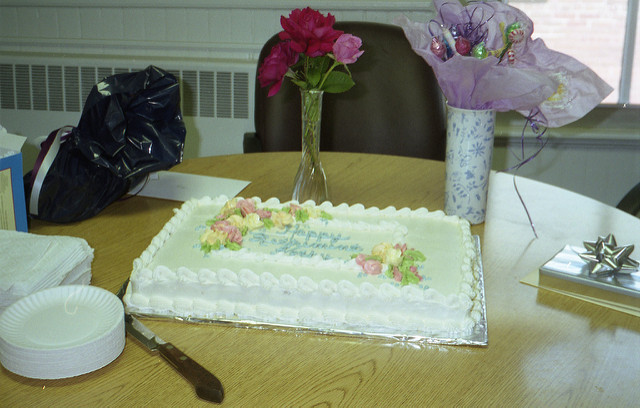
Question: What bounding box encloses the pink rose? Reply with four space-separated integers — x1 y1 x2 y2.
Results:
213 220 243 245
393 267 403 282
279 8 343 57
410 266 422 281
256 209 271 219
355 254 367 266
236 199 256 216
227 228 243 244
333 34 364 64
394 243 407 254
363 260 383 275
289 203 302 215
258 41 299 97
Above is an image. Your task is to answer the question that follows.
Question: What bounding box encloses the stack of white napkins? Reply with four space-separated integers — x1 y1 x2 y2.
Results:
0 230 94 313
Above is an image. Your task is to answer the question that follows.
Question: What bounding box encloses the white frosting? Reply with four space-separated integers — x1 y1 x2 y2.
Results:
124 196 482 337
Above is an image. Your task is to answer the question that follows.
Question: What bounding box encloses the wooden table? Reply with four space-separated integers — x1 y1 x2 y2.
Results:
2 152 639 407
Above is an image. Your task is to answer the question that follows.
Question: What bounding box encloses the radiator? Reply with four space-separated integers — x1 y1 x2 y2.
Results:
0 58 257 164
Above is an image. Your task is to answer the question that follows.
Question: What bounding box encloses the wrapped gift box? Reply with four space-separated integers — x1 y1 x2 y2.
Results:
539 244 640 313
540 245 640 298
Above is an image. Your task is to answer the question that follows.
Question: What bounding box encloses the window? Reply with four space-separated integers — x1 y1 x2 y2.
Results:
510 0 639 105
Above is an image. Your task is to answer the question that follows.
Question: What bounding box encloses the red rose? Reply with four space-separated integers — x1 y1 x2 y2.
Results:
258 41 299 97
279 7 343 57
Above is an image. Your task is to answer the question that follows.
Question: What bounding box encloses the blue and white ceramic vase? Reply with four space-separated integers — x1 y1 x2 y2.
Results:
444 104 496 224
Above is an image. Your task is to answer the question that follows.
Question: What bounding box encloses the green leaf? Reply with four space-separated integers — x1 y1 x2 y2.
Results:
321 211 333 220
320 71 355 93
405 249 426 262
263 218 275 229
295 209 309 222
226 242 242 251
202 240 222 253
291 79 308 89
306 57 330 87
385 265 394 279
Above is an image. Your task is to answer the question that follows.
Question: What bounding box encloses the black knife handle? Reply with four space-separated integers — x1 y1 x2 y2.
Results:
157 342 224 403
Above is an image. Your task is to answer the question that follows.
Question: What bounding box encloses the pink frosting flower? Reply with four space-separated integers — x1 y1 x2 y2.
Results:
279 7 343 57
213 220 243 245
355 254 383 275
236 199 256 216
395 243 407 254
392 267 403 282
333 34 364 64
256 209 271 219
258 41 299 97
289 203 302 215
410 266 422 281
363 260 383 275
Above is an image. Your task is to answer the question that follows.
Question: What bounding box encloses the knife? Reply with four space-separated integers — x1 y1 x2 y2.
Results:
117 281 224 404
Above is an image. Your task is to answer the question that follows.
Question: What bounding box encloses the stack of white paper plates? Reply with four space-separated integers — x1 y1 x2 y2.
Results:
0 285 124 379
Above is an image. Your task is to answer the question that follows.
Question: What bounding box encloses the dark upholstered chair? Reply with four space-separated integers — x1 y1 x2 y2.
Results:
243 21 447 160
617 182 640 217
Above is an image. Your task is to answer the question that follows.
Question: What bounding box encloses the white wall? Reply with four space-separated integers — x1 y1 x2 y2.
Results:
1 1 638 207
0 1 434 168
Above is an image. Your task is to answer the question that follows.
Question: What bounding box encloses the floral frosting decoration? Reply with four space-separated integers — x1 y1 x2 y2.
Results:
199 198 332 253
258 7 364 97
355 243 426 286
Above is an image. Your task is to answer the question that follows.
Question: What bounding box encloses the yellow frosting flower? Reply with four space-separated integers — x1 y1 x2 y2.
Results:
220 198 238 217
305 206 322 218
372 242 393 259
383 247 403 267
244 213 264 230
226 214 245 228
200 229 227 246
272 211 294 228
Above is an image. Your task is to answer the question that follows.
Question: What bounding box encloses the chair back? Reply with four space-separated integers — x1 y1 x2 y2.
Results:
617 182 640 217
250 21 446 160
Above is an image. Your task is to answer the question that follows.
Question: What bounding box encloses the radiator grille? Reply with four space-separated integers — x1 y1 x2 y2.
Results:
0 64 250 119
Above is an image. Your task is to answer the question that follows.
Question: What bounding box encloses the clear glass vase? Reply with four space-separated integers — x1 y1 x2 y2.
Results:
291 89 329 203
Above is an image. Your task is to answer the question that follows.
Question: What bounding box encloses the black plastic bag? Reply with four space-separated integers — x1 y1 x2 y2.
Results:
25 65 186 223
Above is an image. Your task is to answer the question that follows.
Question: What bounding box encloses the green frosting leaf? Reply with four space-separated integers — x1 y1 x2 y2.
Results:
405 249 426 262
263 218 275 229
295 209 309 222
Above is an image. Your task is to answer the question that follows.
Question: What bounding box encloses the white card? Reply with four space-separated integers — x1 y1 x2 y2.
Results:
129 171 250 202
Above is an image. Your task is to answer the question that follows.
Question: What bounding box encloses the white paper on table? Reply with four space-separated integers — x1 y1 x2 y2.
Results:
129 171 250 202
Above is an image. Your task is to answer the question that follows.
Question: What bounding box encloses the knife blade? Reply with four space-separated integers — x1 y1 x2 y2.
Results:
117 281 224 404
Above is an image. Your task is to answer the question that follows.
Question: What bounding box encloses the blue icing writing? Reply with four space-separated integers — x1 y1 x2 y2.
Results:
248 223 363 260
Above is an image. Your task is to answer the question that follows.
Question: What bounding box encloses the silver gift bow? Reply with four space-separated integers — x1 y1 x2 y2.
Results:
579 234 639 277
